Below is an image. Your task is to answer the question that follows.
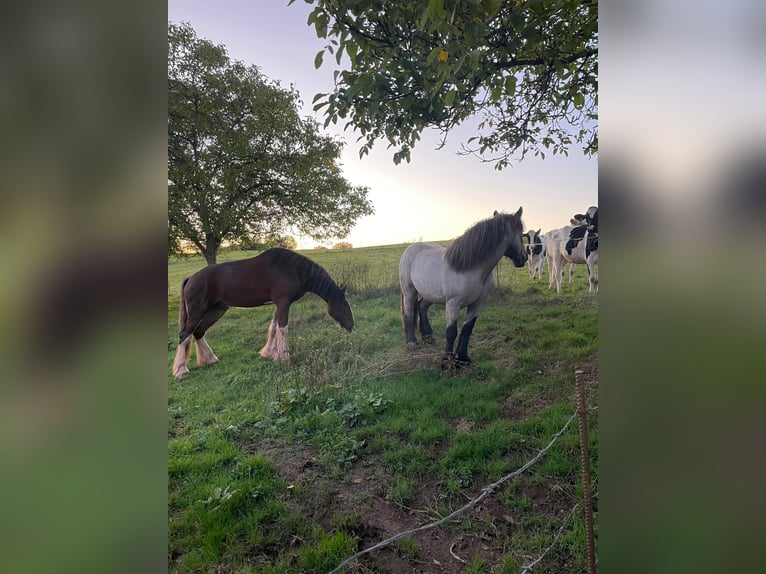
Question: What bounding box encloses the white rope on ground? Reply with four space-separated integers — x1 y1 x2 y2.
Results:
520 502 581 573
326 410 579 574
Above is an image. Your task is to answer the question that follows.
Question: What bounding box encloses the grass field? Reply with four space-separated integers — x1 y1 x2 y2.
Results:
168 244 598 573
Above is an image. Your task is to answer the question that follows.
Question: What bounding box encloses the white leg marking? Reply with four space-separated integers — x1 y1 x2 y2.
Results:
173 336 192 378
195 336 219 366
259 319 277 358
272 325 289 360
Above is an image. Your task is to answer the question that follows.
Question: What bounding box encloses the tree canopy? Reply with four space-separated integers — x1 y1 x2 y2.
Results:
168 22 374 264
295 0 597 169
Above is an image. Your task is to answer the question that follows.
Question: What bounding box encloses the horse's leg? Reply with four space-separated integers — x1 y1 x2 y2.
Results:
454 289 491 366
173 283 207 378
193 303 228 366
454 316 477 366
172 336 193 378
259 311 278 359
260 301 290 360
400 288 418 350
417 298 434 344
272 300 290 360
443 299 461 364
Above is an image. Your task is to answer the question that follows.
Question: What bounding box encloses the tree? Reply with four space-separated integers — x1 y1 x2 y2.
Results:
278 235 298 250
168 22 374 264
332 241 353 249
295 0 597 169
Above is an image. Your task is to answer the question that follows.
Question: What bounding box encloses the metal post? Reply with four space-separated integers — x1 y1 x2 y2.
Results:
575 369 597 574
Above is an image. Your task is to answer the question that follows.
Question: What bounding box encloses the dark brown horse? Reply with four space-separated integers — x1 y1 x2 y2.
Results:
172 248 354 378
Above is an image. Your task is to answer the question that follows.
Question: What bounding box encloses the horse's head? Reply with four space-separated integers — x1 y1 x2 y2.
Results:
495 207 528 268
328 285 354 332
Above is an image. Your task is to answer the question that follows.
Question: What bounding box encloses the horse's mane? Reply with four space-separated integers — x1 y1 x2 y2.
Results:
263 248 345 302
445 213 521 272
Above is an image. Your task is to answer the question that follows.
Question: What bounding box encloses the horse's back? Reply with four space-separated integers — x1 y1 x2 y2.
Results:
399 241 490 305
183 254 278 308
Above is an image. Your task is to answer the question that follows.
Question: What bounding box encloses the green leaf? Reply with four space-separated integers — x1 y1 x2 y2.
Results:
504 75 516 96
314 50 324 69
573 92 585 110
346 41 358 66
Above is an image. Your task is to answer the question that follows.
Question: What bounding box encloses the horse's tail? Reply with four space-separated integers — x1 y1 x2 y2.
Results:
178 277 190 342
400 290 419 331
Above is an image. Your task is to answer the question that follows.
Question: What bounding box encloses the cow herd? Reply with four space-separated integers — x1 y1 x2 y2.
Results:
523 206 599 293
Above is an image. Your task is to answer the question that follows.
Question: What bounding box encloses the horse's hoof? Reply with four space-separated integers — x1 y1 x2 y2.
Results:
455 358 471 370
173 366 190 379
406 342 417 352
440 353 456 372
421 334 435 345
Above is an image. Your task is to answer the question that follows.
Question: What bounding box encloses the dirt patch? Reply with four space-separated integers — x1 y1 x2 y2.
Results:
502 393 554 422
450 417 475 433
243 443 487 573
352 496 493 574
241 437 318 484
168 414 187 439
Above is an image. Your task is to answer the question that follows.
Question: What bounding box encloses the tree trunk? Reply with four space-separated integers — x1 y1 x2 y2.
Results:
203 236 221 265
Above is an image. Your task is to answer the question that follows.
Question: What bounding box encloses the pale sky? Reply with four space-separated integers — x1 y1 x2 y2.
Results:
168 0 597 249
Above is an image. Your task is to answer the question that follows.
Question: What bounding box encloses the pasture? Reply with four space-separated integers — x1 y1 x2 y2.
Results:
168 243 598 573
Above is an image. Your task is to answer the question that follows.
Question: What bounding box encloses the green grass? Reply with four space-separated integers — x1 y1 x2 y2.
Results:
168 245 598 573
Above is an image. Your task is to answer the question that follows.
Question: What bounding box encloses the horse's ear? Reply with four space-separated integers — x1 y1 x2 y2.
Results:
493 210 499 217
514 206 523 218
536 228 541 235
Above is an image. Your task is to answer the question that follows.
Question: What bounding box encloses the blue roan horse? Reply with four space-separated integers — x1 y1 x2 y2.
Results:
399 208 528 367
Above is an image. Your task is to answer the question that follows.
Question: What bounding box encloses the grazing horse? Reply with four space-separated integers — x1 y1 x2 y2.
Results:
399 208 528 367
172 247 354 378
523 228 545 279
545 207 599 293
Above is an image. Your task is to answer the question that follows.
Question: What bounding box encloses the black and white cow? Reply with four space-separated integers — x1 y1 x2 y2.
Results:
544 206 598 293
523 228 545 279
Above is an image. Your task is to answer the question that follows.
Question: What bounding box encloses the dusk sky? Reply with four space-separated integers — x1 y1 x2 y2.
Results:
168 0 597 249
